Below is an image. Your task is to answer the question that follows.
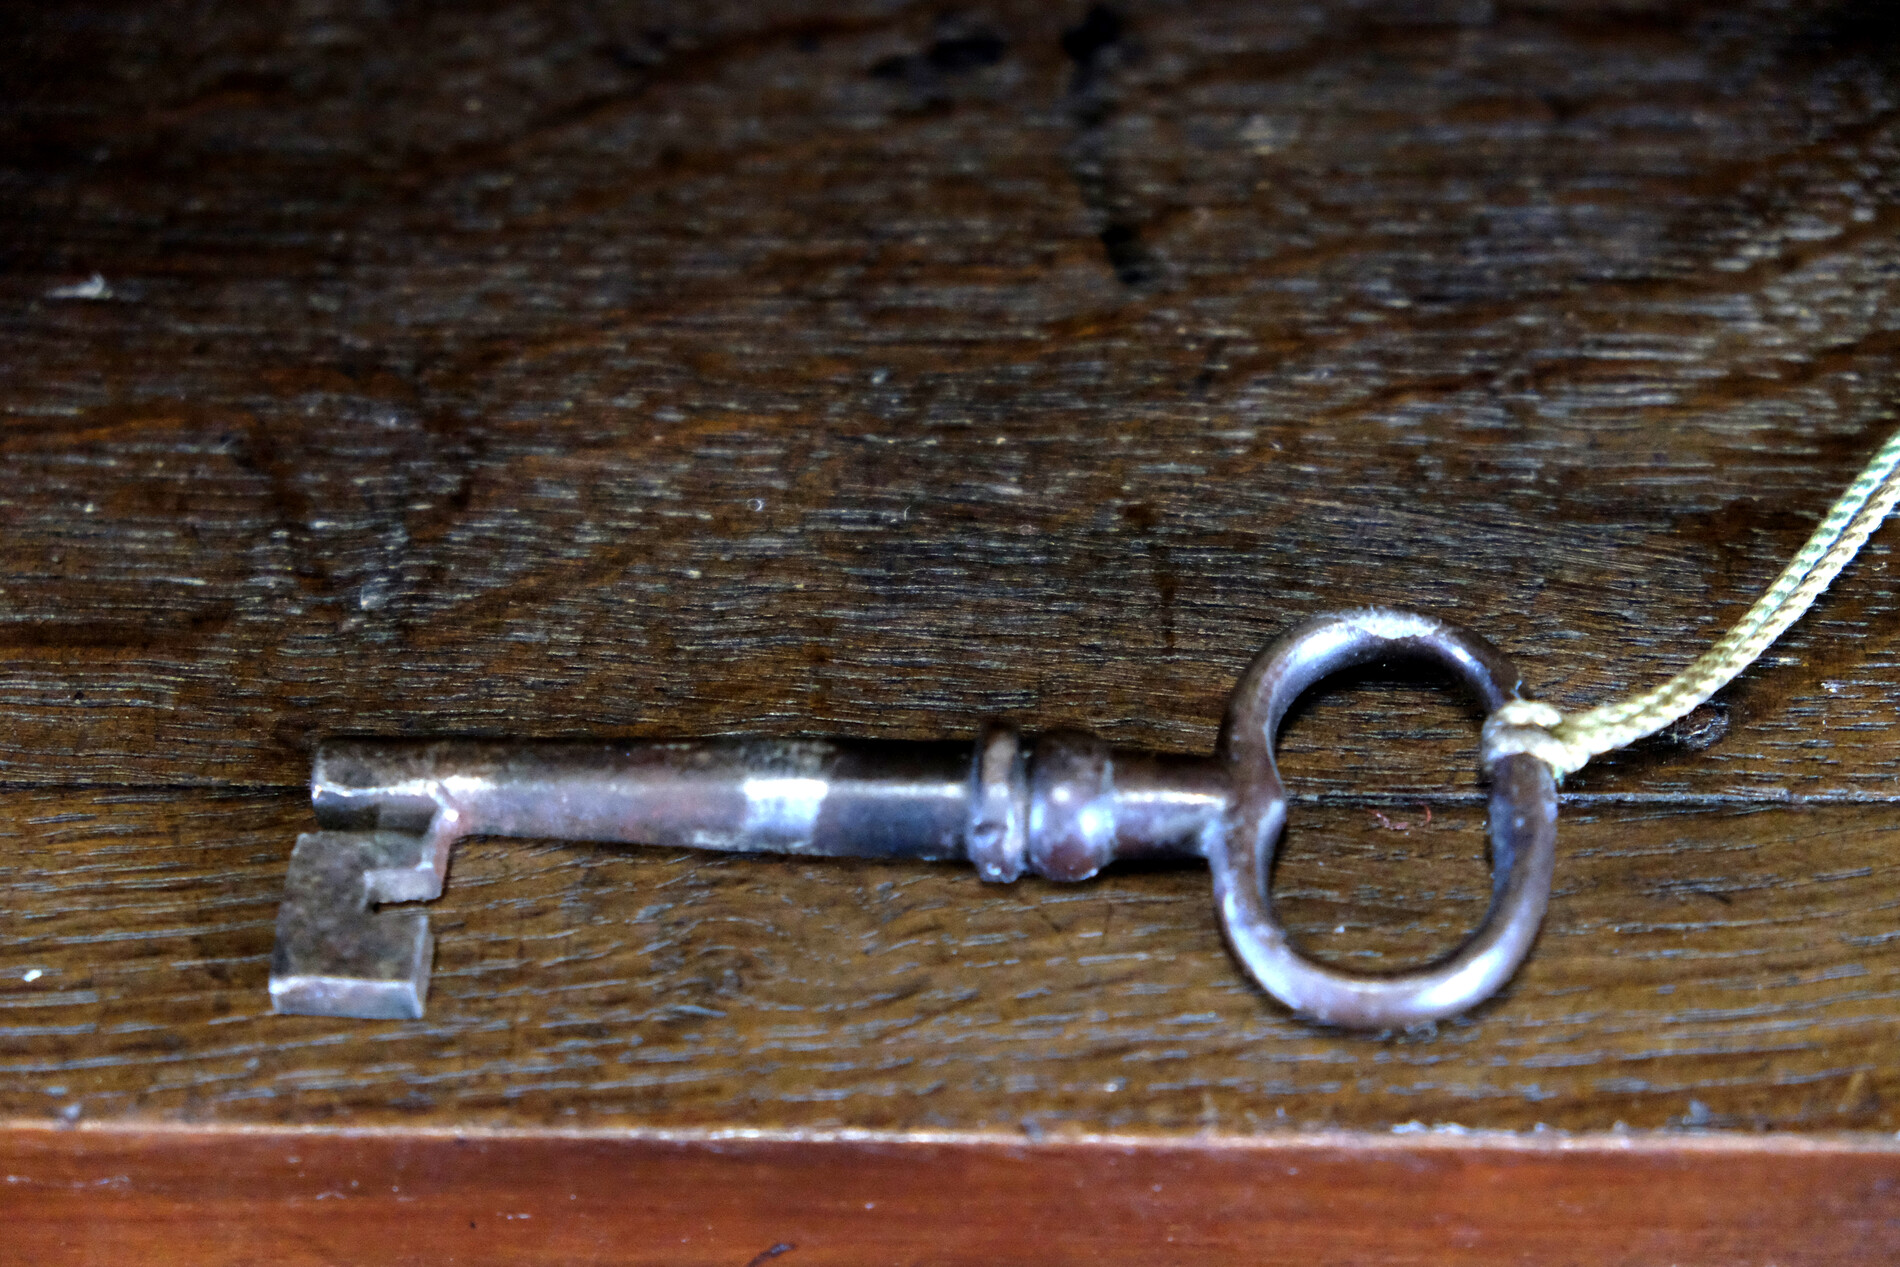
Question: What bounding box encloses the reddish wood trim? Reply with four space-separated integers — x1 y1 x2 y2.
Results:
5 1124 1897 1265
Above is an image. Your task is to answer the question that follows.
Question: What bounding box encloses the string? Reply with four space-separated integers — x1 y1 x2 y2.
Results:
1482 428 1900 779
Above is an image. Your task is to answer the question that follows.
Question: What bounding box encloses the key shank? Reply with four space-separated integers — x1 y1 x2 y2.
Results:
269 731 1227 1019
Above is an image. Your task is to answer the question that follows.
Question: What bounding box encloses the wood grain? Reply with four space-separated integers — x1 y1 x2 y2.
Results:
9 1125 1900 1267
5 788 1899 1134
4 0 1900 795
7 0 1900 1258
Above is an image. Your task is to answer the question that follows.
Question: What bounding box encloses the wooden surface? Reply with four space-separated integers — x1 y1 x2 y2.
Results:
8 790 1900 1135
7 0 1900 1260
11 1126 1900 1266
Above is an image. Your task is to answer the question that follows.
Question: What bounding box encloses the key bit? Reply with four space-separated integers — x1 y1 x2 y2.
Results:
268 609 1560 1029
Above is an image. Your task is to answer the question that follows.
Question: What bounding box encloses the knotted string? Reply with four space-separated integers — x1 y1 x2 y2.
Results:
1483 428 1900 779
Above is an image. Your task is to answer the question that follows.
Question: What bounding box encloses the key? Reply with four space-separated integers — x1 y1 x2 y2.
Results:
267 608 1558 1030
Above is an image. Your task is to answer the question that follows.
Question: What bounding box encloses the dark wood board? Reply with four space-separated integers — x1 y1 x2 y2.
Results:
5 789 1900 1134
4 0 1900 796
7 0 1900 1259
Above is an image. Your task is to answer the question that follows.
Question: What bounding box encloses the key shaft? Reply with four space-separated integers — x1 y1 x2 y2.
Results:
270 730 1228 1019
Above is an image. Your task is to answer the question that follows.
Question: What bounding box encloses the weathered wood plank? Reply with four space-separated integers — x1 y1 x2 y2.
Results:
3 2 1900 799
4 787 1898 1134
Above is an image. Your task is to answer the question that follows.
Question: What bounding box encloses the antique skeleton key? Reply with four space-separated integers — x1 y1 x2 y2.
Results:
268 609 1559 1030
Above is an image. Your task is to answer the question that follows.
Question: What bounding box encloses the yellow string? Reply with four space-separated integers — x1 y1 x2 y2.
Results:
1484 428 1900 779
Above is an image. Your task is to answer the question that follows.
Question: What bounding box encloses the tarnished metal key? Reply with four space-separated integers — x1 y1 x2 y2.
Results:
269 609 1559 1030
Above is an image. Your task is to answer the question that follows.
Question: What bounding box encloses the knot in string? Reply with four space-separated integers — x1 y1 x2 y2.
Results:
1481 699 1585 777
1480 427 1900 783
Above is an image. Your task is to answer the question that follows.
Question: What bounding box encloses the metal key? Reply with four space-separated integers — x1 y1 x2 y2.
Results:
268 608 1559 1030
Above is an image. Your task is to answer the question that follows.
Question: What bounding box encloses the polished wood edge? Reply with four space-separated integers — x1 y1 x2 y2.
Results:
8 1121 1900 1266
9 1118 1900 1153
